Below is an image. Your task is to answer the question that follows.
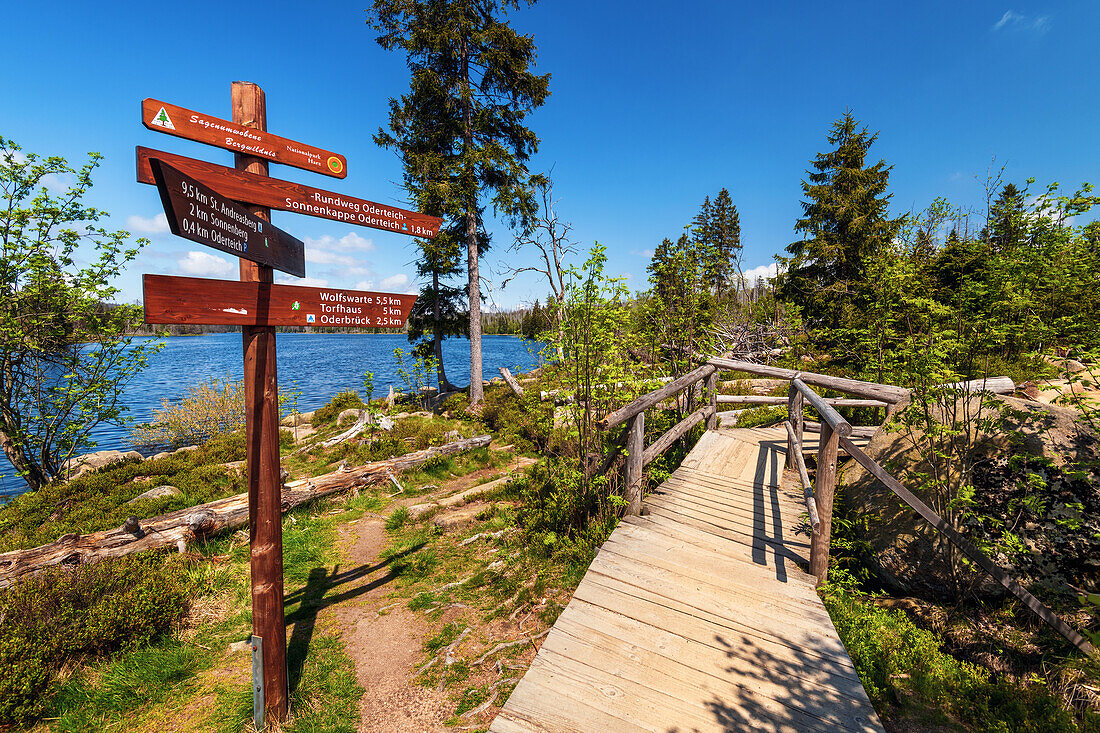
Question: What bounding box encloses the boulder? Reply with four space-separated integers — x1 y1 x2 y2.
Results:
844 393 1100 598
280 410 315 427
61 449 143 481
337 408 363 426
127 485 182 505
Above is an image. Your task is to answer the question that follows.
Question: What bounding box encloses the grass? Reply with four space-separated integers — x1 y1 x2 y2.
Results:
823 582 1100 732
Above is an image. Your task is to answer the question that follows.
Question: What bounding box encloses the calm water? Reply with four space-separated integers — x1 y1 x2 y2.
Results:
0 333 544 500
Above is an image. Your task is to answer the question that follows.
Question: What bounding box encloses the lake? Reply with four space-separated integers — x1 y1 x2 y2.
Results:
0 333 545 501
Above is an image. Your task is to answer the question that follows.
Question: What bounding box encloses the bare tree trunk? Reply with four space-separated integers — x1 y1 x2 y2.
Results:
432 269 453 392
0 426 48 490
462 42 484 406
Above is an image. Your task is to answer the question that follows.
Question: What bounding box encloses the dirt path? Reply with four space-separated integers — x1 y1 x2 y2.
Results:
334 518 452 733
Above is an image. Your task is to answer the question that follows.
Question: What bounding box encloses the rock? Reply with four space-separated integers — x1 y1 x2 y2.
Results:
151 451 171 460
444 430 461 442
288 425 317 443
227 640 253 654
408 502 437 520
60 449 143 481
280 410 315 426
844 393 1100 597
433 503 490 531
127 485 182 504
490 377 504 385
1042 354 1089 374
337 408 363 426
172 445 199 455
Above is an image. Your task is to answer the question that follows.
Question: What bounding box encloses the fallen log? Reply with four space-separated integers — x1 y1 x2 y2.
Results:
499 367 525 397
0 435 492 590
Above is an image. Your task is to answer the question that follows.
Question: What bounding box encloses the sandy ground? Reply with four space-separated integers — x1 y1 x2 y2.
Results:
334 518 453 733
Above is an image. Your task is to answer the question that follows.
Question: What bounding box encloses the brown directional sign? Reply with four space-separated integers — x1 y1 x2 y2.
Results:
137 147 442 239
142 98 348 179
142 274 417 328
149 158 306 278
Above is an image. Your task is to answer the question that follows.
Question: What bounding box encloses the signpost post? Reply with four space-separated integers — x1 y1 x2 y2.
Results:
137 81 436 727
232 81 289 725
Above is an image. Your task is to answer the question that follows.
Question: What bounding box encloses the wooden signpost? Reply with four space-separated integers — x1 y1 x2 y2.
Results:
149 158 305 277
143 97 349 178
137 82 433 728
143 275 416 328
136 146 442 238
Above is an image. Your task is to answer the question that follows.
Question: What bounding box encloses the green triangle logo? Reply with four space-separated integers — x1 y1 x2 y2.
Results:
151 107 175 130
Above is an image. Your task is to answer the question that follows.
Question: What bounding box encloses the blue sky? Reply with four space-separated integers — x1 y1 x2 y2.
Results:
2 1 1096 308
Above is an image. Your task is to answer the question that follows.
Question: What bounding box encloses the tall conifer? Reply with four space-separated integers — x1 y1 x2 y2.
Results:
778 111 901 332
369 0 550 405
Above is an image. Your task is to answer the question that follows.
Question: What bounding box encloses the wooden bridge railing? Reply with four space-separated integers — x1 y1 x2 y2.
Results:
595 355 1095 656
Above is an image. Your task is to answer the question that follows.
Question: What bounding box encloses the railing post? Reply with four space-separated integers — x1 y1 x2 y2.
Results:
706 371 718 430
787 377 804 459
625 412 645 516
810 420 839 584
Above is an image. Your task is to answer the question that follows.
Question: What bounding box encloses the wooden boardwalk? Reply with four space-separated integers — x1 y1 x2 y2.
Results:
490 426 884 733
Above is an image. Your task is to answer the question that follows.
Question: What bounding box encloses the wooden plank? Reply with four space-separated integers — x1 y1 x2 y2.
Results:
149 158 305 277
142 97 348 178
613 519 817 589
532 644 799 733
493 675 653 732
643 494 811 549
142 274 415 328
598 537 822 608
549 610 881 732
626 512 811 571
587 549 830 628
642 495 806 552
658 475 805 525
641 503 810 566
565 592 862 690
575 571 856 668
136 146 441 238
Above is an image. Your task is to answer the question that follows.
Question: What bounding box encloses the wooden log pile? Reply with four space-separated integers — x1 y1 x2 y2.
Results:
0 435 491 590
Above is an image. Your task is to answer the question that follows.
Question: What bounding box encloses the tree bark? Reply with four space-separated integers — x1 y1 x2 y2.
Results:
461 39 484 406
432 269 453 392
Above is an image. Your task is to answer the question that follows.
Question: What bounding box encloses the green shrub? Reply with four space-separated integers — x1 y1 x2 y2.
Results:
129 376 245 452
480 387 550 451
312 390 367 426
733 404 787 429
823 586 1087 732
0 432 246 552
0 553 193 725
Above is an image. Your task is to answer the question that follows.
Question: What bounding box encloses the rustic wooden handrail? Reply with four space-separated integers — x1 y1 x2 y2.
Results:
597 363 716 430
792 378 852 438
783 420 819 529
642 405 714 466
707 357 911 403
718 395 887 407
839 434 1096 657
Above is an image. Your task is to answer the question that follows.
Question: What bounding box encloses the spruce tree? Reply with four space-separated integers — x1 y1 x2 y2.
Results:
778 111 901 334
709 188 742 296
369 0 550 406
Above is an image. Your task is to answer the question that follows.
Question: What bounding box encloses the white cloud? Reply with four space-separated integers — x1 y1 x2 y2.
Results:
305 249 358 267
127 213 170 235
304 232 375 252
740 262 779 285
177 251 235 278
355 280 376 291
630 248 654 259
992 10 1050 32
276 275 329 288
381 273 409 290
